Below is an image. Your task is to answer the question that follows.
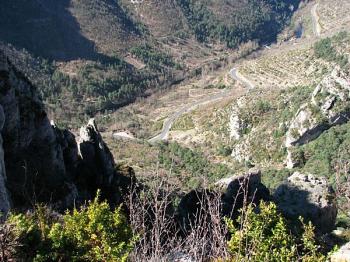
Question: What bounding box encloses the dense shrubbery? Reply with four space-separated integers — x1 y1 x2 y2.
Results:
2 46 158 126
297 122 350 184
1 193 332 261
130 44 176 71
4 192 134 261
158 142 233 188
261 168 292 190
314 32 349 68
227 201 327 261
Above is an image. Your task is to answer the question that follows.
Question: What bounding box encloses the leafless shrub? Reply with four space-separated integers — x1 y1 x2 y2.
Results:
128 178 179 261
179 189 229 261
127 174 255 261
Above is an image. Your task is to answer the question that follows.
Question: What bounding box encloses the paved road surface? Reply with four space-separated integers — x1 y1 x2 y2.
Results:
148 67 253 143
229 68 254 89
148 89 231 143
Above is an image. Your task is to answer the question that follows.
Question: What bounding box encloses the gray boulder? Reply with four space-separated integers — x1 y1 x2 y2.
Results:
177 170 270 232
274 172 337 233
331 242 350 262
216 169 270 217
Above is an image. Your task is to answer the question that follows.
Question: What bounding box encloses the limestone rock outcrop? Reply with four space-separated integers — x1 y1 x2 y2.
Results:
78 119 116 189
177 170 270 232
229 97 252 162
216 169 270 216
229 97 247 141
75 119 135 205
331 242 350 262
0 51 134 212
274 172 337 233
0 51 69 206
285 67 350 168
231 141 251 163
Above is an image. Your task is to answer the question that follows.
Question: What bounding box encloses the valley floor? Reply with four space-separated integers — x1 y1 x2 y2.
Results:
99 0 350 192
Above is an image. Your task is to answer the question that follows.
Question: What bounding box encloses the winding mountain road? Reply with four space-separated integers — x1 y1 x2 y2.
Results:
148 89 232 143
311 3 321 37
229 68 254 89
148 67 253 143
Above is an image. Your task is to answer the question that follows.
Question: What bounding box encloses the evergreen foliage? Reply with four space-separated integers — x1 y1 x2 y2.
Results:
177 0 300 48
158 142 233 188
7 192 134 262
226 201 327 261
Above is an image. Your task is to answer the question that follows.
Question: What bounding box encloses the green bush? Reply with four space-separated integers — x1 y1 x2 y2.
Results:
314 32 349 67
226 201 326 261
261 168 291 190
217 144 233 157
298 122 350 184
158 142 233 188
8 191 134 262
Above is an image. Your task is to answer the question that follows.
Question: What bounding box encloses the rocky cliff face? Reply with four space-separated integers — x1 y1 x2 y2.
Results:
229 97 247 141
286 67 350 168
0 105 10 216
274 172 337 233
0 51 133 211
0 50 70 207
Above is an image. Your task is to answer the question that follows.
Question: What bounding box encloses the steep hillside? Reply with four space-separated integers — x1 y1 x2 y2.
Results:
0 0 299 60
120 0 189 38
176 0 301 47
0 0 142 60
2 2 350 259
0 43 159 127
102 0 350 195
0 50 134 210
69 0 143 56
0 0 300 126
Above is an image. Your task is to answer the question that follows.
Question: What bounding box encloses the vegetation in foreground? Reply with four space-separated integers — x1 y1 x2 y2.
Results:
1 194 332 261
1 192 134 262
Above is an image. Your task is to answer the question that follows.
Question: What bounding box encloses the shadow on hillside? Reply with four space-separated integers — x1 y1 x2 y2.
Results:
0 0 112 62
176 180 336 236
274 184 337 234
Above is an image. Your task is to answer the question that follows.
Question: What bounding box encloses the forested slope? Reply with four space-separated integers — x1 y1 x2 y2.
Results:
0 0 300 125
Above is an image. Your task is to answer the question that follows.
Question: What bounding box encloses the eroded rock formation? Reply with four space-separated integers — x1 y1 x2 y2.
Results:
229 97 247 141
0 51 134 212
216 169 270 216
177 170 270 232
0 51 70 207
286 67 350 168
274 172 337 233
78 119 116 189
